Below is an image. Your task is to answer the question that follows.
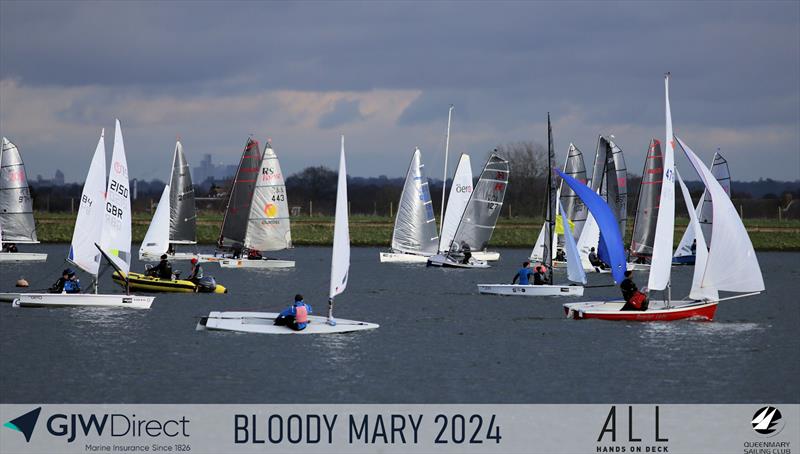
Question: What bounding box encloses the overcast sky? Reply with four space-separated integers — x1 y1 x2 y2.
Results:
1 1 798 183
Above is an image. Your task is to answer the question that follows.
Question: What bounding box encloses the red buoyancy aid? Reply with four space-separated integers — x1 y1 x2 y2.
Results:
628 291 647 310
294 305 309 323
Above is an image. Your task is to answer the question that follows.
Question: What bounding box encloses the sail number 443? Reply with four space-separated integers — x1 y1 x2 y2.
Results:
434 414 501 444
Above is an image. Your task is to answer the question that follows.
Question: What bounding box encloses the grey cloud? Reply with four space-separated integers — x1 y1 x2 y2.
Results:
318 99 364 129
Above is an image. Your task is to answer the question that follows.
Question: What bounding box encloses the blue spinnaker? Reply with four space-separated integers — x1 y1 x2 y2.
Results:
556 169 627 283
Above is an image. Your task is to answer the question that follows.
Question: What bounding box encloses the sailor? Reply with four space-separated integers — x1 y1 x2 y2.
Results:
690 239 697 255
588 247 608 270
2 243 18 253
512 261 534 285
274 294 313 331
532 265 547 285
620 270 648 311
461 242 472 264
49 268 81 294
555 248 566 262
147 254 173 279
247 249 263 260
167 243 176 255
187 258 204 283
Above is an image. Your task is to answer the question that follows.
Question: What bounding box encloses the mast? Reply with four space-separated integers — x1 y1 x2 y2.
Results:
439 105 454 234
545 113 556 284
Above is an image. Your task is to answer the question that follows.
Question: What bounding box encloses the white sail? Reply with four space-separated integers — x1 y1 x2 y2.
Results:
68 131 107 276
245 143 292 251
559 200 586 284
329 135 350 299
675 170 717 301
391 147 438 255
99 119 132 274
530 222 546 262
438 154 472 253
140 185 171 257
678 137 764 293
0 138 38 243
576 210 600 270
648 74 676 291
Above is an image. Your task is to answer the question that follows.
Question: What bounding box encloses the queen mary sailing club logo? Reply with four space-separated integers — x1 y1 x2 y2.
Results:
4 407 42 442
752 406 784 436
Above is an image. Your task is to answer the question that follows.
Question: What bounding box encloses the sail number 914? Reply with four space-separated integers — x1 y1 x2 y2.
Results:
434 414 501 444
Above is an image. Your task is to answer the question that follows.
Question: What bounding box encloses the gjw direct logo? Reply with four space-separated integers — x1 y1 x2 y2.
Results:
751 406 784 436
3 407 42 442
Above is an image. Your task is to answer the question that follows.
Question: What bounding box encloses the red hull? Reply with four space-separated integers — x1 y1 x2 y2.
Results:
566 302 718 321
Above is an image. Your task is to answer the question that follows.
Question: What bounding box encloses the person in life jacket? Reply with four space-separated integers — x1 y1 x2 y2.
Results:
512 261 534 285
620 270 648 311
187 258 204 283
247 249 263 260
274 294 313 331
460 242 472 264
532 265 547 285
147 254 173 279
49 268 81 294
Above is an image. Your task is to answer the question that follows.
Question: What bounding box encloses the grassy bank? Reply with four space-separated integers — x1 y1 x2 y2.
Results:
32 213 800 251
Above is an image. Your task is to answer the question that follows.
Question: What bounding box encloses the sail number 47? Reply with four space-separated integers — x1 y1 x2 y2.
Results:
434 414 501 444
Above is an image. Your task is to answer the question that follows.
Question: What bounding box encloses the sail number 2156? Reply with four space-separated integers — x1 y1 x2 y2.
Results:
434 414 501 444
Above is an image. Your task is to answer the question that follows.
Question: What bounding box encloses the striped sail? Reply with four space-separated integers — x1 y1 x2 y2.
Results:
630 139 663 259
219 138 261 249
559 143 588 241
0 138 37 243
391 147 439 255
169 141 197 244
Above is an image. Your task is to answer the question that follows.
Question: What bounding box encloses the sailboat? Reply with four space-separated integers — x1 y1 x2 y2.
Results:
209 138 294 269
426 153 509 268
478 114 586 296
378 147 439 263
139 140 198 261
13 121 154 309
0 138 47 263
564 74 764 321
672 151 731 265
626 139 664 270
197 136 379 334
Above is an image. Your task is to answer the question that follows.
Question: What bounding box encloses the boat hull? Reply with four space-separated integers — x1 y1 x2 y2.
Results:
672 255 696 265
12 293 154 309
218 258 295 269
112 272 227 294
380 250 499 263
426 254 489 269
477 284 584 296
139 251 199 262
197 311 379 334
0 252 48 263
563 300 718 321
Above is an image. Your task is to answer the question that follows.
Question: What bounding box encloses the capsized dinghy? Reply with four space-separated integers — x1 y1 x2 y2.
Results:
198 136 377 334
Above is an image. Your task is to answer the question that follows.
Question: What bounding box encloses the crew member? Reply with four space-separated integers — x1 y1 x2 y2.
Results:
2 243 18 253
555 249 566 262
690 239 697 255
533 265 547 285
187 258 204 284
247 249 263 260
147 254 173 279
620 270 648 311
588 247 608 270
461 242 472 264
512 261 534 285
274 294 313 331
49 268 81 294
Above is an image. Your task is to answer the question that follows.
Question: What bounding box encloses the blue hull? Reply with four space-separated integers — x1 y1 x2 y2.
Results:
672 255 696 265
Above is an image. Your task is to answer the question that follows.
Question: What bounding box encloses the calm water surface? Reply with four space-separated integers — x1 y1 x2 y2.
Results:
1 245 798 403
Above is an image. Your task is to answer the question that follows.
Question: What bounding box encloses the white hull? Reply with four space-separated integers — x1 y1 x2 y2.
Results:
0 292 21 303
477 283 584 296
550 260 611 274
426 253 489 269
379 251 499 263
197 311 379 334
0 252 48 263
12 293 154 309
218 258 295 269
627 262 651 271
139 251 199 262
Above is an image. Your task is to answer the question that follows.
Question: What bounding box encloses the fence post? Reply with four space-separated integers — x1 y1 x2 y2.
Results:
508 203 512 219
739 204 743 219
348 202 351 218
71 197 75 213
778 206 782 222
389 202 393 218
309 200 313 217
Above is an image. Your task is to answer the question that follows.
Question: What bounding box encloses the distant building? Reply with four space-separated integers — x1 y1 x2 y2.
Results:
193 154 237 183
33 169 66 187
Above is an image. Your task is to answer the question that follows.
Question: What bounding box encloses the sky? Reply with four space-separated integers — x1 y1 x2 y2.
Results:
1 1 798 183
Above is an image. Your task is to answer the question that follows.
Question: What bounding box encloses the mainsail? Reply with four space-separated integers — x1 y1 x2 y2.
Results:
559 200 587 285
169 140 196 244
675 169 716 301
68 131 107 276
438 154 472 253
391 147 438 255
219 138 262 248
140 185 171 257
590 136 628 236
99 119 132 274
559 143 588 241
244 142 292 251
674 151 730 257
0 138 37 243
329 135 350 300
448 154 509 254
629 139 663 259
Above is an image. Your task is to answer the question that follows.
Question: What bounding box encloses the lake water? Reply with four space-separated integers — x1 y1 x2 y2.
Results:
1 245 798 403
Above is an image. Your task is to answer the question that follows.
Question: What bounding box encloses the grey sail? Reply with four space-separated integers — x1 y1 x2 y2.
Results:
0 138 37 243
700 152 730 243
543 114 557 281
169 141 197 244
448 154 509 254
590 136 628 235
219 138 262 248
391 147 439 255
558 143 588 241
630 139 663 259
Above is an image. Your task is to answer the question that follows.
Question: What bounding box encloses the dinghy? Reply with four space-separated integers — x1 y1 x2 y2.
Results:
672 151 731 265
140 140 199 261
207 139 295 269
564 74 764 321
198 136 378 334
13 122 154 309
479 114 586 296
0 138 47 263
426 153 509 268
627 139 664 269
